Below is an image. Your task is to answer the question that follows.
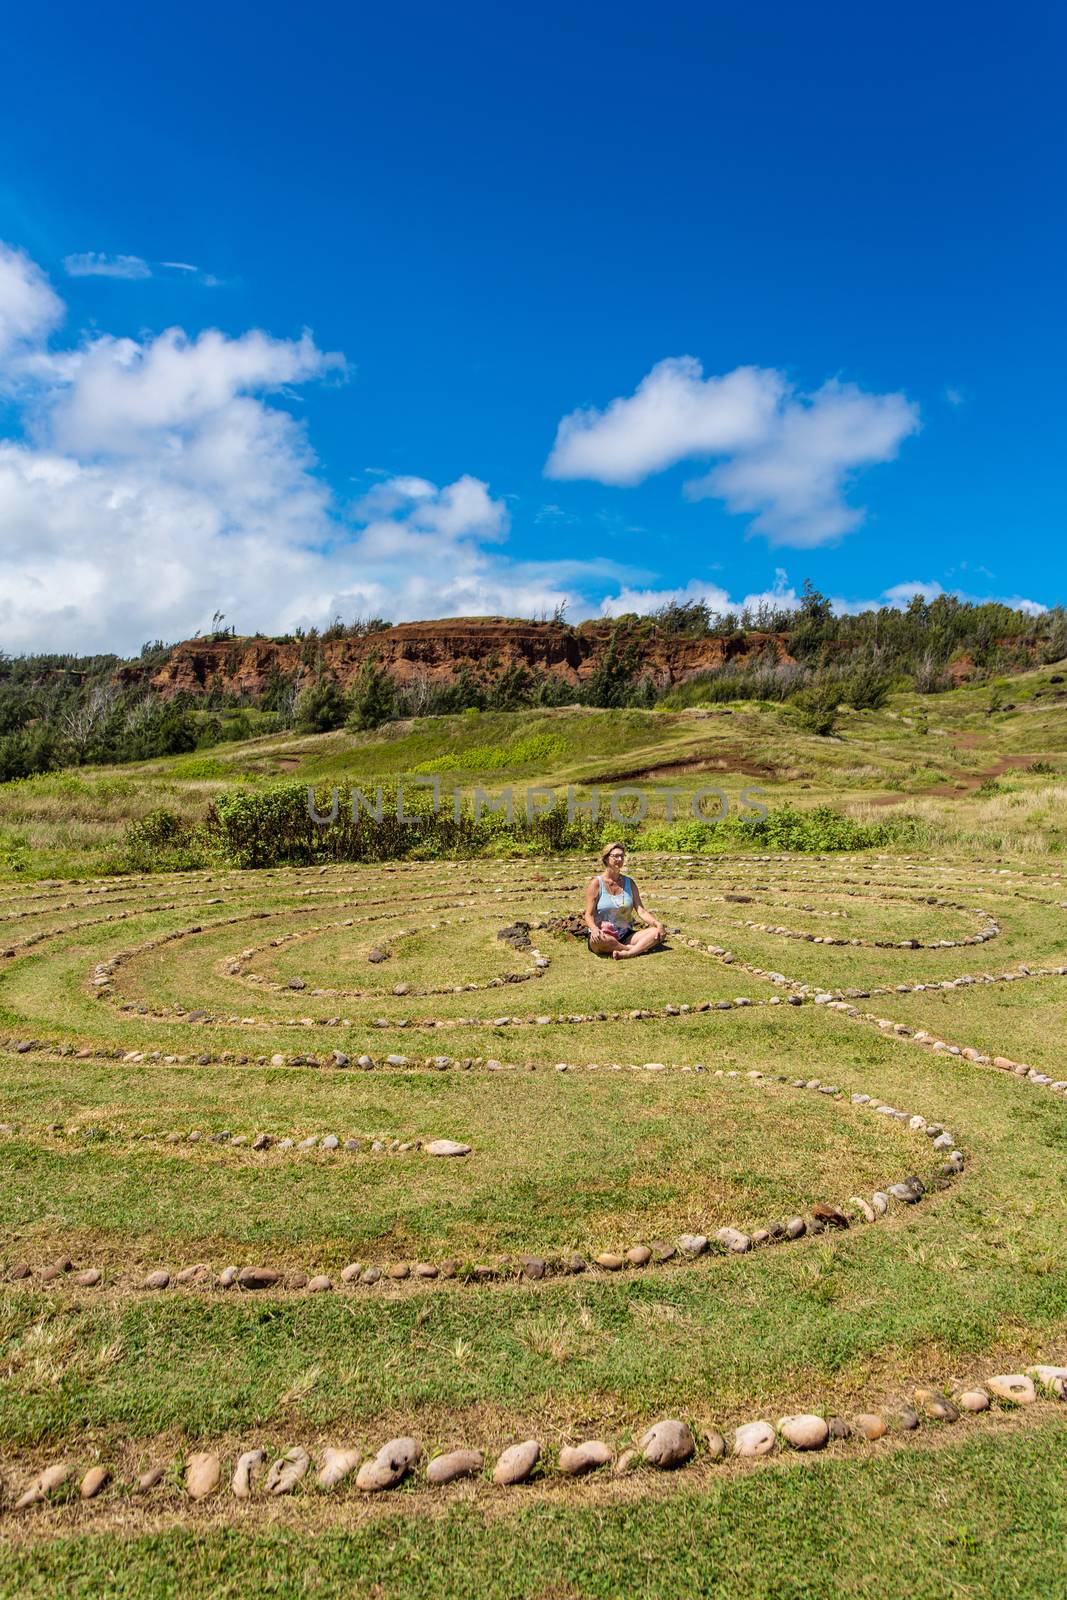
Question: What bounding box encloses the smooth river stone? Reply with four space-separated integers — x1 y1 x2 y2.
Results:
79 1465 110 1499
185 1452 221 1500
423 1140 471 1157
265 1446 310 1495
1030 1365 1067 1388
558 1441 612 1476
639 1419 695 1469
957 1389 990 1413
232 1448 266 1498
779 1414 829 1450
317 1448 362 1489
733 1421 776 1457
356 1437 421 1492
986 1374 1037 1405
854 1413 888 1441
492 1440 540 1485
14 1462 71 1509
427 1448 484 1485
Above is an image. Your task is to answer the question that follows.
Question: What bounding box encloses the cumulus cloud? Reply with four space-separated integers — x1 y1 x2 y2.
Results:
63 252 152 280
0 243 611 652
0 243 64 364
547 357 920 548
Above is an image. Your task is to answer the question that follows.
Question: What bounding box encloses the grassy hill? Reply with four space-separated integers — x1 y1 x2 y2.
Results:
1 660 1065 879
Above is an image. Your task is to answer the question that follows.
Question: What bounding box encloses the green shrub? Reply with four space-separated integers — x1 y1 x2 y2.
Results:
211 781 623 868
639 804 903 854
123 808 213 871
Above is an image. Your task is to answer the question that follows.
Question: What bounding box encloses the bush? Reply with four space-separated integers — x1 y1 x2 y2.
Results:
212 781 626 868
789 682 841 736
123 808 213 871
639 804 903 854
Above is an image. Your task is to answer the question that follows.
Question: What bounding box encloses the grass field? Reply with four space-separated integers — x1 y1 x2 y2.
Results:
1 675 1066 1596
1 844 1066 1595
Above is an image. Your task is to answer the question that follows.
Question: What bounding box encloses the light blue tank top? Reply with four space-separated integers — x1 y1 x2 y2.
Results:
595 874 635 930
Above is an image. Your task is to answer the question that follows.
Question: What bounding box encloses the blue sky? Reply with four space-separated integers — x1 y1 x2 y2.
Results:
0 0 1063 651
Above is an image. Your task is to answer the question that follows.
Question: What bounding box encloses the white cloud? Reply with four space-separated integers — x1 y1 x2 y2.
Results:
0 243 629 652
945 386 965 406
546 358 783 486
0 243 64 365
63 252 152 280
547 357 919 548
161 261 199 273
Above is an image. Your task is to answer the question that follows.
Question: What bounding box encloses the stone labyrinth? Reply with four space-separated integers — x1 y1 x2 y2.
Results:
2 850 1066 1513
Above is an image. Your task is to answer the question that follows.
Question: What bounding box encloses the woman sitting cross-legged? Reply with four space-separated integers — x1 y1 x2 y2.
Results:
584 842 666 959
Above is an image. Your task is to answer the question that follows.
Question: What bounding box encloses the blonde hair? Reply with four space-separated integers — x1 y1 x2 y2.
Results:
600 841 627 866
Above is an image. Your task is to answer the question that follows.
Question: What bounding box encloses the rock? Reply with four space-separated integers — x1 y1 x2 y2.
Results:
734 1421 776 1457
914 1389 959 1422
559 1441 612 1475
175 1263 210 1286
237 1267 280 1289
639 1419 695 1469
1029 1365 1067 1388
779 1414 829 1450
614 1447 640 1475
80 1465 110 1498
897 1407 920 1431
626 1245 652 1266
307 1275 333 1293
321 1135 340 1150
361 1266 382 1284
595 1252 624 1270
185 1451 221 1500
73 1268 101 1287
854 1413 888 1441
217 1266 240 1288
136 1465 166 1492
986 1374 1036 1405
810 1205 849 1229
785 1216 806 1238
703 1430 727 1460
520 1255 546 1280
493 1439 540 1485
15 1462 71 1508
958 1389 990 1413
828 1417 851 1440
340 1262 363 1282
388 1262 410 1280
424 1139 471 1157
677 1233 708 1256
266 1446 310 1495
8 1262 31 1280
357 1437 420 1492
143 1270 170 1290
850 1197 876 1223
232 1448 266 1498
317 1447 362 1489
427 1448 484 1484
715 1227 752 1253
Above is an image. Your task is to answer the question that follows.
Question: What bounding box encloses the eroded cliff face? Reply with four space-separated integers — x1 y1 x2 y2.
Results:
116 619 790 700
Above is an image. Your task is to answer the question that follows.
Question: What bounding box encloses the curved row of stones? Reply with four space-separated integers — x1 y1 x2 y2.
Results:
2 1074 964 1291
0 1122 469 1158
74 953 1067 1042
12 1360 1067 1510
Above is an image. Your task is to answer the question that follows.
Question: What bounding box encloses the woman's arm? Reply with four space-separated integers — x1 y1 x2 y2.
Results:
584 876 603 934
630 880 664 933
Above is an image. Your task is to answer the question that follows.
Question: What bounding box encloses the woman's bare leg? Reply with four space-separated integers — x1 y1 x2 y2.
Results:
611 926 664 959
588 932 620 955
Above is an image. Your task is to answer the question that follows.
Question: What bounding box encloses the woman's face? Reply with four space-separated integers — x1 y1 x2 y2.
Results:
606 847 625 871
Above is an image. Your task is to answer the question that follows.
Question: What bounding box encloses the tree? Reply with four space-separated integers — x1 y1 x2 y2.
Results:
294 673 349 733
346 657 397 730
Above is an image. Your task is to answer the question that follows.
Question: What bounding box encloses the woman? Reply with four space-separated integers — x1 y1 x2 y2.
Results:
584 842 665 959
